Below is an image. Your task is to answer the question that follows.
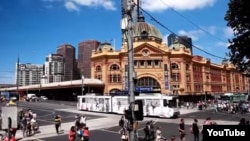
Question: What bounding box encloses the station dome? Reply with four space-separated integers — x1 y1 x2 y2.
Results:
96 42 114 52
133 16 163 41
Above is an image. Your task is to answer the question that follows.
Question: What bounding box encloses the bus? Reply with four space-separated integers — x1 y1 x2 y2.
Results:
77 93 180 118
219 93 247 102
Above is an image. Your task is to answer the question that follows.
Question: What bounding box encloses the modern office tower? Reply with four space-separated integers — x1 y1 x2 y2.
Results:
167 33 193 55
57 44 76 81
16 63 43 86
42 54 65 83
78 40 100 78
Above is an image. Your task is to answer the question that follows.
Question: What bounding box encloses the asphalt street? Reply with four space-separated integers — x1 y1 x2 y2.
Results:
180 110 250 122
40 121 196 141
18 101 103 126
14 101 250 141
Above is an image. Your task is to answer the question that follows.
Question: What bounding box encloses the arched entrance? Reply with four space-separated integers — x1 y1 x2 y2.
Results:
136 77 161 93
109 88 121 95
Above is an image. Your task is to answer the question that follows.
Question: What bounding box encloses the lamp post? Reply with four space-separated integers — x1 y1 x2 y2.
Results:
81 75 85 95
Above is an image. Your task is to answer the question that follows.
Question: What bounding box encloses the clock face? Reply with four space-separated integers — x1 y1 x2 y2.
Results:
142 49 150 56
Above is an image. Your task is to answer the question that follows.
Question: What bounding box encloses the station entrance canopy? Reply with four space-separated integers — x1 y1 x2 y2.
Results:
0 78 104 92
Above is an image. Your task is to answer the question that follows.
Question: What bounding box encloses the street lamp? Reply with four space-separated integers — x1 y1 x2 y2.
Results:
81 75 85 95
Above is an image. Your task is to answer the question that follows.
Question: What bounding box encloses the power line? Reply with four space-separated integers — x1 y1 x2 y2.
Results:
159 0 228 44
138 6 227 60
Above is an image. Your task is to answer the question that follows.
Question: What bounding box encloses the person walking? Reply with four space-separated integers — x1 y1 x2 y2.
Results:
178 118 186 141
54 115 61 134
191 119 199 141
83 127 90 141
120 128 129 141
68 126 76 141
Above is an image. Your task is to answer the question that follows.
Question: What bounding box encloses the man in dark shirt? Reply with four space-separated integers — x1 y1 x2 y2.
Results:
178 118 185 141
191 118 199 141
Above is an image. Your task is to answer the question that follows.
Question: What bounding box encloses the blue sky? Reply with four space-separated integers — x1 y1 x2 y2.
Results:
0 0 233 84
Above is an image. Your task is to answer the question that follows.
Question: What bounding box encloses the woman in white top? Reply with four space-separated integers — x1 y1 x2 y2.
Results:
155 126 165 141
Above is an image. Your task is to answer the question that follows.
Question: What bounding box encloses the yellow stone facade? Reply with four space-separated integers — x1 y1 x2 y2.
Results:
90 41 248 96
90 19 248 96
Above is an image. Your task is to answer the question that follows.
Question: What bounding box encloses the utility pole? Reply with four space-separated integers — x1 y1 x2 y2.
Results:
121 0 137 141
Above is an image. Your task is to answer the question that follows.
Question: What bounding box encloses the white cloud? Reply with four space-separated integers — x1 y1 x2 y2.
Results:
223 27 234 38
205 26 217 35
216 41 230 48
65 1 80 12
178 29 203 41
162 34 169 43
71 0 116 10
141 0 216 12
43 0 116 11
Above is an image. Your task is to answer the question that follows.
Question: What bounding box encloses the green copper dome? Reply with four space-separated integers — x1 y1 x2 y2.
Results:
133 16 162 41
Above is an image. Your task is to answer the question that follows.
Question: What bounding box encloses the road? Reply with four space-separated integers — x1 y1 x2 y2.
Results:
18 101 102 127
15 101 249 141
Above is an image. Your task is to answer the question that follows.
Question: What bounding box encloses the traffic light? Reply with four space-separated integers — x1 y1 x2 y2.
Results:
124 109 132 121
134 100 143 121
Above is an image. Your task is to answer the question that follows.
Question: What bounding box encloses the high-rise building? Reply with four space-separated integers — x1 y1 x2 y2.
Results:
78 40 100 78
57 44 76 81
167 33 193 55
16 63 43 86
42 54 65 83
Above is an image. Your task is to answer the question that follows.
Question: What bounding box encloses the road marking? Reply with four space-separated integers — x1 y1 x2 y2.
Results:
37 119 54 123
36 109 55 118
101 119 159 135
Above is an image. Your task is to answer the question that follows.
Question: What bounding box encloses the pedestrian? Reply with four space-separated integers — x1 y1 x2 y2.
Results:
143 122 150 141
58 115 62 131
68 126 76 141
190 119 199 141
178 118 186 141
83 127 90 141
120 128 129 141
54 115 61 134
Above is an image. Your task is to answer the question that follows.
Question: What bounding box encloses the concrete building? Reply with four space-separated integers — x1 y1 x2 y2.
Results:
57 44 76 81
42 54 65 83
16 63 43 86
90 17 248 99
167 33 193 55
78 40 100 78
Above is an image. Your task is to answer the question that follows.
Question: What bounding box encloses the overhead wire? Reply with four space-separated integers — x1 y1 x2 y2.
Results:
138 6 227 60
159 0 228 44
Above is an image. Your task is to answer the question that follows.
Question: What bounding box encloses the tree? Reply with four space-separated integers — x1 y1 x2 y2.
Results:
225 0 250 73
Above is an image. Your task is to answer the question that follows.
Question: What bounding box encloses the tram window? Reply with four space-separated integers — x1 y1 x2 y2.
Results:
163 99 169 107
82 98 85 103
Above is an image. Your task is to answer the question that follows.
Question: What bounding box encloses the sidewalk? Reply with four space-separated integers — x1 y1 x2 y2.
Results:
179 108 199 115
17 117 119 141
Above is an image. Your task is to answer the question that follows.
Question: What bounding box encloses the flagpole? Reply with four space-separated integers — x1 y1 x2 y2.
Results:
113 39 116 51
17 55 20 101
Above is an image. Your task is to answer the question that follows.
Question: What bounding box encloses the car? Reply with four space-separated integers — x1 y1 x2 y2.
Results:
40 96 48 100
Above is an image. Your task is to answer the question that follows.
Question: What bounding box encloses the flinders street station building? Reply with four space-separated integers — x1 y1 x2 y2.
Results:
90 17 249 100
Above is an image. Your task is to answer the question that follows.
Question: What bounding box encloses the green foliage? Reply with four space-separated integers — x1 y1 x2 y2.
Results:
225 0 250 73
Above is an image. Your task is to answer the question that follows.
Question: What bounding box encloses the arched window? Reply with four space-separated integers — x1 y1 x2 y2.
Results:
96 66 102 72
137 77 160 87
109 74 121 83
171 63 179 70
110 64 120 71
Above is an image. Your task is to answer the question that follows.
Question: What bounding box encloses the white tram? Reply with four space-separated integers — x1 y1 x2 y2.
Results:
77 93 180 118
